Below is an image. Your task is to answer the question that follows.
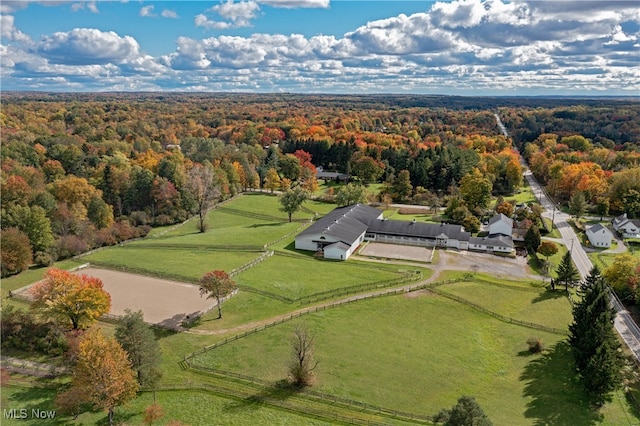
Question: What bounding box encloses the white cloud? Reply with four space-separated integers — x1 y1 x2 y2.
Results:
39 28 140 65
71 1 99 13
2 0 639 94
1 15 32 43
140 5 155 17
258 0 329 8
161 9 179 19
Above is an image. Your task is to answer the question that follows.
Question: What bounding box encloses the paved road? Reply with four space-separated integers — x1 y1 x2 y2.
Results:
496 114 640 362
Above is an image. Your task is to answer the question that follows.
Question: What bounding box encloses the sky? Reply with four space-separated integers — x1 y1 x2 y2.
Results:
1 0 639 95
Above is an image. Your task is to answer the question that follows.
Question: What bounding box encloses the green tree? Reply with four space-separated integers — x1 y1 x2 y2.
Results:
434 395 492 426
623 189 640 219
392 169 413 201
199 270 237 319
278 154 302 181
335 183 368 207
568 191 586 219
279 187 308 223
603 254 640 303
3 205 54 254
460 168 492 211
115 310 162 387
462 215 481 234
524 225 541 253
350 154 384 185
556 251 579 292
568 266 624 405
56 329 139 425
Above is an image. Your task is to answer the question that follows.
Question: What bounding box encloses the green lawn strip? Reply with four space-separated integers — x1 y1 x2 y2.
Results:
1 383 344 426
505 180 537 205
186 293 633 425
435 270 544 290
435 281 573 331
82 246 262 280
528 241 568 277
233 253 416 300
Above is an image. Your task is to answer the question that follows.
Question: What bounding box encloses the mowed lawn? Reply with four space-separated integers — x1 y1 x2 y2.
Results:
82 245 262 278
1 385 333 426
234 254 409 299
437 281 574 330
189 293 636 426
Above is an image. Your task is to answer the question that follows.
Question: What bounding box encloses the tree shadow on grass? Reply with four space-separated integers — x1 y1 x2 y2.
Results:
531 290 568 304
223 380 298 413
249 222 285 228
520 341 604 426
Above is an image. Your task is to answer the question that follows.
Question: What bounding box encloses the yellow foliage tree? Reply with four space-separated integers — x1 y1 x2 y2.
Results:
56 329 139 425
31 268 111 330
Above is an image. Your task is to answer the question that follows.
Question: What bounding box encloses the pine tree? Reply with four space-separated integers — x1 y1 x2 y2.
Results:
556 251 579 291
568 266 624 405
115 310 162 387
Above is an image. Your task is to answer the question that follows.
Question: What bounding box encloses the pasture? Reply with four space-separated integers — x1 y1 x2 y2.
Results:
187 288 635 425
5 193 639 425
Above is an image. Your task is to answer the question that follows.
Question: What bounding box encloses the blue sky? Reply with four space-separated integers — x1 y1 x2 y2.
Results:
1 0 639 94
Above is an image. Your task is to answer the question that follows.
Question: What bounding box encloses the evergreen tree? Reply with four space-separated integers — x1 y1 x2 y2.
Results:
568 191 586 219
568 266 624 405
524 225 541 253
115 310 162 387
434 395 492 426
556 251 579 291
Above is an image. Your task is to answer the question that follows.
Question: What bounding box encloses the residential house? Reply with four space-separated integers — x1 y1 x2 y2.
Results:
586 223 614 248
613 213 640 238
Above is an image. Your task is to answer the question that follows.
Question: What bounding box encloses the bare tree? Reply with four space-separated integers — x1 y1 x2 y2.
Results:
289 326 318 387
187 164 220 232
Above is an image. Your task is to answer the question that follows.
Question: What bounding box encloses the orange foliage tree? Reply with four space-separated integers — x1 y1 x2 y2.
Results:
56 328 139 425
31 268 111 330
199 270 237 319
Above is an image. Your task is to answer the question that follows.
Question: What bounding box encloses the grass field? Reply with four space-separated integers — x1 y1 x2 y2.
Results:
437 281 573 330
234 254 409 299
187 292 635 425
4 192 639 425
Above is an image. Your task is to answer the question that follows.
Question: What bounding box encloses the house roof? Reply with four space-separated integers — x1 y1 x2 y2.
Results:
489 213 513 228
469 234 514 248
613 213 628 226
324 241 351 252
297 204 382 246
366 219 471 242
587 223 612 235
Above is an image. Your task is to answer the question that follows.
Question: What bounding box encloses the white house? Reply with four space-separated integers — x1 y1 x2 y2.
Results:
613 213 640 238
488 213 513 237
586 223 614 248
468 235 514 253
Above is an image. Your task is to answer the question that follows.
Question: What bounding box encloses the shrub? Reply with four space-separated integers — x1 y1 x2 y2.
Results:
34 250 54 267
54 235 89 259
527 337 545 353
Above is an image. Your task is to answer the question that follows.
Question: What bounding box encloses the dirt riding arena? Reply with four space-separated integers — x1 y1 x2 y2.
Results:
359 242 433 263
79 268 216 328
15 268 216 329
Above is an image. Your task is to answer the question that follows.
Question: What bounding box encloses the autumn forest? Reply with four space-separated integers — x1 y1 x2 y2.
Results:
1 93 639 277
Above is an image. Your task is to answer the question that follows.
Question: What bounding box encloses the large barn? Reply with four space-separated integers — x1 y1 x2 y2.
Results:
295 204 513 260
